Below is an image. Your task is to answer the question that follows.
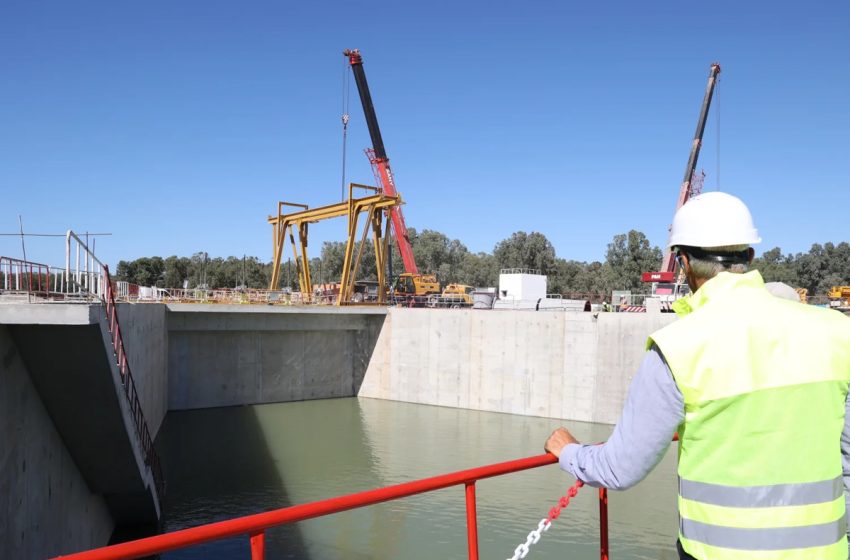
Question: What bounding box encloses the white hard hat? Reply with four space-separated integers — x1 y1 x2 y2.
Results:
669 192 761 248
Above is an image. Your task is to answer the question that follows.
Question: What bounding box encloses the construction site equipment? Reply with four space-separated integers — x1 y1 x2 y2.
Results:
345 49 442 295
429 283 475 308
268 183 401 305
344 48 416 274
642 62 721 297
392 272 440 302
661 62 722 270
828 286 850 309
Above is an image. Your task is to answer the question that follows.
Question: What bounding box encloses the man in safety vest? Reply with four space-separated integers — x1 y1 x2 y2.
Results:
544 192 850 559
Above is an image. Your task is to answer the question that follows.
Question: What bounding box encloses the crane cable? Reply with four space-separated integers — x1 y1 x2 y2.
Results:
715 74 721 191
341 55 351 202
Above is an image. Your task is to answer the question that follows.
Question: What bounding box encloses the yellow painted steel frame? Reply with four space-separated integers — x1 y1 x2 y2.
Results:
268 183 399 305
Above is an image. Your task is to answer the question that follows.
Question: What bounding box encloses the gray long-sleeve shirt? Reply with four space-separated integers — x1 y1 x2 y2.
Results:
559 347 683 490
559 347 850 523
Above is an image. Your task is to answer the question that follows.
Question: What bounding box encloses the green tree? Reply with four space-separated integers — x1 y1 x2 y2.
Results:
244 256 271 288
120 256 164 286
602 230 662 292
794 242 850 295
572 261 607 293
408 229 469 283
163 256 191 288
493 231 557 274
548 259 588 294
190 252 210 288
115 260 134 283
320 241 346 282
456 252 499 288
751 248 797 285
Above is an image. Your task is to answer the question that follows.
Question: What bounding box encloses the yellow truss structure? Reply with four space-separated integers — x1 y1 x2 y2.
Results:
268 183 401 305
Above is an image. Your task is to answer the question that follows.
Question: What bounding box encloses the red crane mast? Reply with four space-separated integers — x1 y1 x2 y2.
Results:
658 62 722 275
344 49 419 275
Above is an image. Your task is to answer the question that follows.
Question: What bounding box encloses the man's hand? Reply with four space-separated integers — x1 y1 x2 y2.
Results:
544 427 580 458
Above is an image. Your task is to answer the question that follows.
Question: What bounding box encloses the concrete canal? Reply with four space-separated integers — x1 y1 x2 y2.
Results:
2 303 679 557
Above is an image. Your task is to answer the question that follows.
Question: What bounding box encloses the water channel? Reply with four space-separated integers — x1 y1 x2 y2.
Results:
157 397 679 559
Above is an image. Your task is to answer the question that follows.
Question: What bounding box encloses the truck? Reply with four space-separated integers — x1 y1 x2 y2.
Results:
828 286 850 310
392 272 441 304
429 283 475 308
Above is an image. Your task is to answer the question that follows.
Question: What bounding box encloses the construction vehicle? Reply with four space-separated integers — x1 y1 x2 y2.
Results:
393 272 440 300
641 62 722 305
828 286 850 310
429 283 475 308
345 49 441 301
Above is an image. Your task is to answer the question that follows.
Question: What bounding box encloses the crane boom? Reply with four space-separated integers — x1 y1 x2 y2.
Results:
344 48 419 275
660 62 721 273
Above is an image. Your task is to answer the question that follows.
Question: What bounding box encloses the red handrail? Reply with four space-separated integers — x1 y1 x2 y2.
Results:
100 265 165 500
53 453 608 560
0 256 51 295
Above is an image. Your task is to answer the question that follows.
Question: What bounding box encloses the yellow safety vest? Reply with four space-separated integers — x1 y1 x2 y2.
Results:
649 271 850 559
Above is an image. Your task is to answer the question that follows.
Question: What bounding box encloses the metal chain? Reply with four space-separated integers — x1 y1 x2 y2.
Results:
506 480 584 560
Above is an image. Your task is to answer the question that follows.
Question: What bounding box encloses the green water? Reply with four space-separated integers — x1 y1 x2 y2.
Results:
157 397 679 559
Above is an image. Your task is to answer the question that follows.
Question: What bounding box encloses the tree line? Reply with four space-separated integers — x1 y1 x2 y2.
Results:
115 230 850 297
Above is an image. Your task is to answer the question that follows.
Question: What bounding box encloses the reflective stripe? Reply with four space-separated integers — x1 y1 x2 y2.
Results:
679 495 846 529
679 476 843 508
681 515 847 551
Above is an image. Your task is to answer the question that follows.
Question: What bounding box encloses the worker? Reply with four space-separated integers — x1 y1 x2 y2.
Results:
544 192 850 559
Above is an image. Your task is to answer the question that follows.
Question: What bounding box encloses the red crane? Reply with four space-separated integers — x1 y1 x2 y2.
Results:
643 62 721 284
344 49 419 275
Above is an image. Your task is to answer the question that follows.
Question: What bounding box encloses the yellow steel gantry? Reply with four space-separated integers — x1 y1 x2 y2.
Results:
267 183 401 305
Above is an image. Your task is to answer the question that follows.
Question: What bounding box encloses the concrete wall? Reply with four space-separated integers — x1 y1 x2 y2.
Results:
359 309 677 424
118 303 168 435
166 305 386 410
0 325 113 558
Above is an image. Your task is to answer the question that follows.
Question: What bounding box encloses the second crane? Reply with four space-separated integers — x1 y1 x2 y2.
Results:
344 48 440 303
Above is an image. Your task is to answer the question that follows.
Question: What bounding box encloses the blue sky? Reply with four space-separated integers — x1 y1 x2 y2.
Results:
2 1 848 270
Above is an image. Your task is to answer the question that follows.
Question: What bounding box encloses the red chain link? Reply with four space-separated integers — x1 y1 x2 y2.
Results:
546 479 584 522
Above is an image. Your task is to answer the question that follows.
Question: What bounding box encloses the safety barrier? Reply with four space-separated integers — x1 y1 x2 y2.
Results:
101 264 165 500
0 256 54 297
64 232 166 501
500 268 541 275
53 453 611 560
62 231 108 300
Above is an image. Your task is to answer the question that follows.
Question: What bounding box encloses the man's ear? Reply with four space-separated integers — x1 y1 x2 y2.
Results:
747 247 755 264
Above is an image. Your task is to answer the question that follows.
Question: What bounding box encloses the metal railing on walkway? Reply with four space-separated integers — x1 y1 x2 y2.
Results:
65 231 107 300
66 230 165 500
102 263 165 500
53 453 611 560
0 256 54 297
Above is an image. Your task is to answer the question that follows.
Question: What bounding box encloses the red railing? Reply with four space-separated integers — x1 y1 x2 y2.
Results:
0 256 52 295
54 453 611 560
101 265 165 500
